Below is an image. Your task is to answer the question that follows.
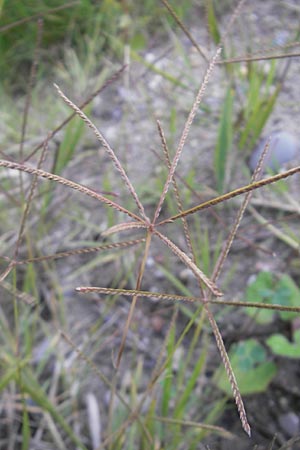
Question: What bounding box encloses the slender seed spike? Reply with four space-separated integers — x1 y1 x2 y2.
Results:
158 165 300 225
205 304 251 437
54 83 148 221
0 159 143 223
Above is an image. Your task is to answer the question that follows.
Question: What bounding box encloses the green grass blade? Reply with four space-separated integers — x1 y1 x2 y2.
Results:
174 348 207 418
131 49 188 89
161 325 176 417
206 0 221 44
239 85 280 150
0 0 4 15
214 87 233 192
21 408 30 450
0 366 19 392
54 113 86 175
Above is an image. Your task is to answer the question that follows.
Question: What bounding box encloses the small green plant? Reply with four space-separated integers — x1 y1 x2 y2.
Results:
245 271 300 324
247 271 300 360
216 271 300 398
215 339 277 395
267 329 300 358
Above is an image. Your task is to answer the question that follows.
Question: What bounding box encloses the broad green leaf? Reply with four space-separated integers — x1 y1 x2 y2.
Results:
215 339 277 394
267 329 300 358
246 271 300 324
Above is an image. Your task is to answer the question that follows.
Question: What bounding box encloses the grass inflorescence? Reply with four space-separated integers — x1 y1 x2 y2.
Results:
1 1 300 449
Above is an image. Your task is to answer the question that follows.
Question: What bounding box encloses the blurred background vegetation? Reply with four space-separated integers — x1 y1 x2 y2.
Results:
0 0 192 92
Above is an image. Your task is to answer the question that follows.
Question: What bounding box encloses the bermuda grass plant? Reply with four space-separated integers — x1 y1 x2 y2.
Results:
1 1 300 449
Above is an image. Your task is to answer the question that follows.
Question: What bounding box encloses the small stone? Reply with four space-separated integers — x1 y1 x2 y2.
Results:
151 315 165 333
249 131 299 172
179 268 194 283
278 412 300 437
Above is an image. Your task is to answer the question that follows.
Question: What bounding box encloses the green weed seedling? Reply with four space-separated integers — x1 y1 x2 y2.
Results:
215 339 277 395
247 271 300 360
216 271 300 397
267 330 300 359
245 271 300 324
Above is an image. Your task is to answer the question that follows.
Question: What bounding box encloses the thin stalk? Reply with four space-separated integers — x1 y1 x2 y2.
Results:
116 230 152 368
160 0 209 62
76 287 300 313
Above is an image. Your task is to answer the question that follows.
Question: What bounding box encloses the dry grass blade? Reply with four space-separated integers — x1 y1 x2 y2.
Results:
85 393 101 450
54 84 148 221
154 416 234 439
0 159 143 223
153 47 222 223
248 205 300 250
159 165 300 224
204 304 251 437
